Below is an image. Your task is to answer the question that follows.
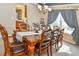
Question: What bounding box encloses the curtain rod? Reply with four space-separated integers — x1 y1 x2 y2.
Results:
51 9 78 11
51 9 78 10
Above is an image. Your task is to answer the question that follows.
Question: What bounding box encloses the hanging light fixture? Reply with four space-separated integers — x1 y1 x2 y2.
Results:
37 3 52 14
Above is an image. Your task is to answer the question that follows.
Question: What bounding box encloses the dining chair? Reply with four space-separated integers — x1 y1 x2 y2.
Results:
0 24 26 56
53 26 60 30
19 23 28 31
35 29 52 56
16 21 30 32
50 29 60 55
58 29 64 47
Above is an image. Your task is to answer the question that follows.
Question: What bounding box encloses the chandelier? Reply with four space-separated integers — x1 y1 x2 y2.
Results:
37 3 52 14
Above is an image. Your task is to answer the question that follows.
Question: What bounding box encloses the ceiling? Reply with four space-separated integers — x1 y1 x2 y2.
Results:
38 3 72 6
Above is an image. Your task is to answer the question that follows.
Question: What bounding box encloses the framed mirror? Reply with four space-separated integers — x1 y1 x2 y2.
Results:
16 4 27 21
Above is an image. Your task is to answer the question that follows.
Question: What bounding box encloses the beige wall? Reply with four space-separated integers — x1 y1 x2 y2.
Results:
25 3 41 25
40 12 48 25
0 3 16 35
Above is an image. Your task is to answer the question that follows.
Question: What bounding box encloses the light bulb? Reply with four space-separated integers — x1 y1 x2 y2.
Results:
37 5 42 10
48 8 52 11
44 5 48 9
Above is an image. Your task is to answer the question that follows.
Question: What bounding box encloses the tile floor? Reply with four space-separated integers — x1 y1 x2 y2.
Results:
35 41 79 56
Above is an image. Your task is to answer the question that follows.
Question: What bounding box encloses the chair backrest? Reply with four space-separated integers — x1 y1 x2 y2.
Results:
19 23 27 31
60 29 64 35
59 29 64 40
40 29 52 44
51 29 60 41
0 24 10 55
16 20 30 31
12 30 17 41
53 26 60 30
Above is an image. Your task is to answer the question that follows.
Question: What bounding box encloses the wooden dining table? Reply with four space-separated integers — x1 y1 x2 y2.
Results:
23 35 42 56
16 31 42 56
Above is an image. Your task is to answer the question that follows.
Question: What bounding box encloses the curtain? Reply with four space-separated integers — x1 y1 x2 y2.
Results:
48 9 79 44
48 10 59 24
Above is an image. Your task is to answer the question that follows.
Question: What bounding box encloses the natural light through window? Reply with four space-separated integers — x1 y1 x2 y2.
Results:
50 12 75 35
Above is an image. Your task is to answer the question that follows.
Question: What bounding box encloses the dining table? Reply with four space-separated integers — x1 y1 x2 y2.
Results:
16 31 42 56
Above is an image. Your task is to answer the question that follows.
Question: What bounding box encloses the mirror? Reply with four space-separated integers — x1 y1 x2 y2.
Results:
16 4 27 21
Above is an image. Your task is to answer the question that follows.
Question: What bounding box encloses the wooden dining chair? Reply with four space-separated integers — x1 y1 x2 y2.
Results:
35 29 52 56
0 24 26 56
53 26 60 30
50 29 60 55
16 20 30 32
58 29 64 47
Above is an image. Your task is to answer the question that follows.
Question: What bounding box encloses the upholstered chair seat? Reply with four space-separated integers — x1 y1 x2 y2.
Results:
41 41 50 48
12 46 25 53
10 40 24 48
36 40 50 49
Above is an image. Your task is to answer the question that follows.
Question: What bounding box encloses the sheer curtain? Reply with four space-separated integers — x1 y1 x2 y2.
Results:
50 12 75 35
48 9 79 44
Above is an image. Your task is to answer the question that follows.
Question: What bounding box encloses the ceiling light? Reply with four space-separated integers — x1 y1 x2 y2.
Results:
37 4 52 14
37 5 42 10
44 5 48 9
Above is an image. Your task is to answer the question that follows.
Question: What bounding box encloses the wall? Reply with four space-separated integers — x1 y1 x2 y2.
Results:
16 3 47 26
40 12 48 25
0 3 16 35
25 3 41 25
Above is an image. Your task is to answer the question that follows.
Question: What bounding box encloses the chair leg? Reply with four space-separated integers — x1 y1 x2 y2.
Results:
57 40 59 48
55 40 59 51
38 52 40 56
55 43 56 49
38 49 41 56
47 47 49 56
60 39 63 47
55 43 58 51
50 42 52 56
